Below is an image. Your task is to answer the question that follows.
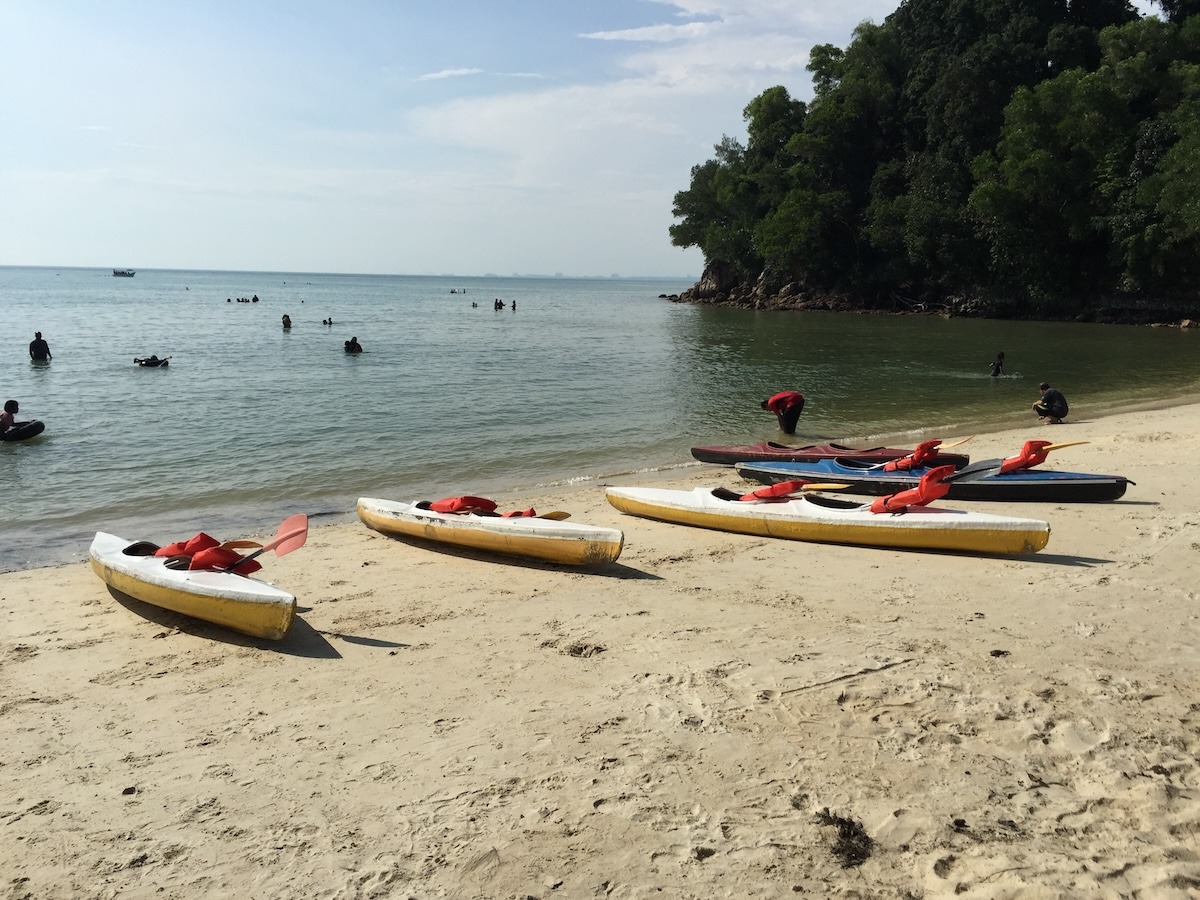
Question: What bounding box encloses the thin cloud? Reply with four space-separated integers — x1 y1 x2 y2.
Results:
417 68 484 82
584 22 714 42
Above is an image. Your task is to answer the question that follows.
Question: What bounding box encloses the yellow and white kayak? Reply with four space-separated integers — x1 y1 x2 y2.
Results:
89 532 297 639
357 497 624 565
605 486 1050 555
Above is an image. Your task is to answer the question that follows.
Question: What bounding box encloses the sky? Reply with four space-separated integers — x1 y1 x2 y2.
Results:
0 0 1161 278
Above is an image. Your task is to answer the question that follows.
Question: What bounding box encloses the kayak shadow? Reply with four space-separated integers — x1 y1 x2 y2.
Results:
368 534 662 579
106 586 341 658
1011 552 1112 567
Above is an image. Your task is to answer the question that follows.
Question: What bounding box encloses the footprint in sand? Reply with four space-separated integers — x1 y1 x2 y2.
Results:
1051 718 1112 755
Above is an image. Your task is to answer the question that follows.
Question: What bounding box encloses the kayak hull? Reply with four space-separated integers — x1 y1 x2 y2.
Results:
89 532 297 639
605 487 1049 555
691 441 970 468
736 459 1130 502
357 497 624 566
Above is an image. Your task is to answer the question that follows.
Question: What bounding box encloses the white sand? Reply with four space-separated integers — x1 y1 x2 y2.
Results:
3 405 1199 897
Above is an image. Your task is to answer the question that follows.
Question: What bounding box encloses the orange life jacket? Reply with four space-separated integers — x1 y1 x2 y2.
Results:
998 440 1051 474
882 439 941 472
870 465 955 513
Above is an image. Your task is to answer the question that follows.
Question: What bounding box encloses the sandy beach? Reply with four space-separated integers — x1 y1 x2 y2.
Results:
4 403 1200 898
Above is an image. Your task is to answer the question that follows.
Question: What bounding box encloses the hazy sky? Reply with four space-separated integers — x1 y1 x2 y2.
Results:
0 1 1160 277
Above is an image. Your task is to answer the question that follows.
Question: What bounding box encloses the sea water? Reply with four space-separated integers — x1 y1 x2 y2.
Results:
3 265 1198 571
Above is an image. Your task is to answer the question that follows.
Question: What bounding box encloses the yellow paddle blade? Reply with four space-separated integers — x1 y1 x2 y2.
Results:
793 482 851 491
1044 441 1089 452
938 435 975 449
221 539 263 549
539 511 572 520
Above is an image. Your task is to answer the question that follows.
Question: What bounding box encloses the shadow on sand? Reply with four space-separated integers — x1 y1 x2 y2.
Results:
108 586 342 658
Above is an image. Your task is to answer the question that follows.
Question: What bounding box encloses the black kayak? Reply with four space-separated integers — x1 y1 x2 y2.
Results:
1 420 46 442
735 457 1132 502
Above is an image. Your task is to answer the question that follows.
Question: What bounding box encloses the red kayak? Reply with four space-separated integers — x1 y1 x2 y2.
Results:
690 441 970 469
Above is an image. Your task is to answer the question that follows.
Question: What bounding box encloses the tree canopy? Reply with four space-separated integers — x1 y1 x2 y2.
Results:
670 0 1200 318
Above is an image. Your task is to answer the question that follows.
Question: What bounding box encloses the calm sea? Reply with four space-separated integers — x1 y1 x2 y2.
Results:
3 265 1198 571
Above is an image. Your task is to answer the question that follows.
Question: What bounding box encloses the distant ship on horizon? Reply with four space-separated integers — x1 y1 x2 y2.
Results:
112 269 135 277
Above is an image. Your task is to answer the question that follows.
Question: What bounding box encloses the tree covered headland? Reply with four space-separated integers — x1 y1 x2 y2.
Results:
670 0 1200 322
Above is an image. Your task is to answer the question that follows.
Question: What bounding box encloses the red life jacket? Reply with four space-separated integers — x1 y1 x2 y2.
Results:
739 480 810 502
870 465 955 513
152 532 261 573
427 496 537 517
429 496 499 514
189 546 262 574
154 532 220 558
998 440 1051 474
882 439 941 472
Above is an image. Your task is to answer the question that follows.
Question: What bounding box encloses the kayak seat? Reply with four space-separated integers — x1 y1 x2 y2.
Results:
122 541 161 557
801 493 868 511
712 487 744 501
163 555 192 570
834 458 880 470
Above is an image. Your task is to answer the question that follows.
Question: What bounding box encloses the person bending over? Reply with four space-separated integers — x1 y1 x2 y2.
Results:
760 390 806 435
1033 382 1068 424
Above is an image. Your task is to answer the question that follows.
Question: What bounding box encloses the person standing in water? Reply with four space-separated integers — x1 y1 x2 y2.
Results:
760 390 806 435
989 352 1005 377
29 332 51 361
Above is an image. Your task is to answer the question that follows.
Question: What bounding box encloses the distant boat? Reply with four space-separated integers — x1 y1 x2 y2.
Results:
113 269 136 277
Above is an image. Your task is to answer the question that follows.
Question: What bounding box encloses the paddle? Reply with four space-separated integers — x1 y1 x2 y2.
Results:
539 511 572 520
938 435 975 449
948 440 1090 483
222 514 309 572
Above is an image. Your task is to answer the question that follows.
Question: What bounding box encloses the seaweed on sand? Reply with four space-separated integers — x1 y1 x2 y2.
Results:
815 807 873 868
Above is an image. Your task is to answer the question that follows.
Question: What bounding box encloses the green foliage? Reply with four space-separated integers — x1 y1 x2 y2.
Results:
670 0 1200 316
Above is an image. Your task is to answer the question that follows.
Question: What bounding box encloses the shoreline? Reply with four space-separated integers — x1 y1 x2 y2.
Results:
4 400 1200 894
7 387 1200 577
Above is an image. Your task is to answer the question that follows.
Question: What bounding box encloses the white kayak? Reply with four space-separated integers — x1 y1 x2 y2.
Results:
89 532 297 639
605 486 1050 555
357 497 624 565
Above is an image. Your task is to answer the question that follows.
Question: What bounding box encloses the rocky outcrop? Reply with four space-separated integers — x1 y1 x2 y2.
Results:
670 266 1200 325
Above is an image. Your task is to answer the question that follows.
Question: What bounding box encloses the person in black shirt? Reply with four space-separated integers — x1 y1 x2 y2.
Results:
29 332 51 361
1033 382 1068 424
